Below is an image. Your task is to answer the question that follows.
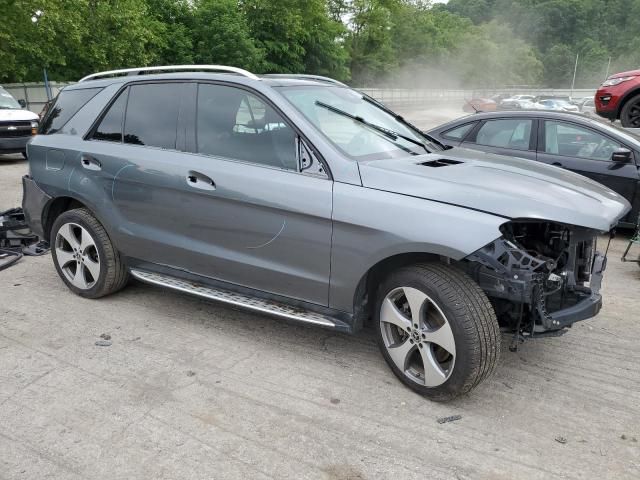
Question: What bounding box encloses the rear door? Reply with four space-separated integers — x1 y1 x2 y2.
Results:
536 119 640 213
460 117 538 161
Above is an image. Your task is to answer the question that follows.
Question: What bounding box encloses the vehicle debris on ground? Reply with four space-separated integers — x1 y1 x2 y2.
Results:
0 207 49 271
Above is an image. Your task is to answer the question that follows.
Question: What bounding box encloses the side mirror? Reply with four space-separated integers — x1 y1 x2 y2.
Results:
611 147 632 163
18 99 27 108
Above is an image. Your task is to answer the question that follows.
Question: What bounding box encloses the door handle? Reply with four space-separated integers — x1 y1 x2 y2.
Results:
186 171 216 190
80 155 101 171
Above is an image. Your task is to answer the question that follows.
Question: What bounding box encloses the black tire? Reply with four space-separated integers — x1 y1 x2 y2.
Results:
374 263 500 401
51 208 129 298
620 94 640 128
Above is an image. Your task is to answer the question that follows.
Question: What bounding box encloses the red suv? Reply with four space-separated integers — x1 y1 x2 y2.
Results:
595 69 640 127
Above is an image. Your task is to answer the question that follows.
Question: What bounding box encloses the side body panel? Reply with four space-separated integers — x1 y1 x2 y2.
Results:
329 182 506 312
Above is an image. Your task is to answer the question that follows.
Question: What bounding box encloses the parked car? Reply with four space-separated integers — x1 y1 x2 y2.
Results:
595 69 640 127
428 110 639 227
516 100 546 111
498 95 536 110
580 97 597 117
462 98 497 113
537 99 580 112
23 66 629 400
0 86 39 158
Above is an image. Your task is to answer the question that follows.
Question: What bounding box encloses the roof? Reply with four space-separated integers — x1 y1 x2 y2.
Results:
429 109 640 145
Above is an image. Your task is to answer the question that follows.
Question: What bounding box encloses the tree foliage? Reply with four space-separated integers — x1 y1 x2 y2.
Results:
2 0 640 88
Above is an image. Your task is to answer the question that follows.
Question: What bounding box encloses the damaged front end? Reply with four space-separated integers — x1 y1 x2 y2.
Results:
463 220 607 344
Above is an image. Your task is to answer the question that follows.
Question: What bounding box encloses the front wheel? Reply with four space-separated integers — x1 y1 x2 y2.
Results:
620 94 640 128
374 263 500 401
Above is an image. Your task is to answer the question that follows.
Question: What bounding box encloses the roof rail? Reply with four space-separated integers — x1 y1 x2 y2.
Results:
79 65 260 83
262 74 347 87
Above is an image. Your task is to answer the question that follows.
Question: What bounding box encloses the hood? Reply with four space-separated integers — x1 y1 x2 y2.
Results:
609 69 640 79
358 148 631 232
0 109 39 122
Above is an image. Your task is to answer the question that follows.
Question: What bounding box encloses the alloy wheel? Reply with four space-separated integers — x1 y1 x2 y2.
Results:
624 101 640 127
55 222 101 290
379 286 456 387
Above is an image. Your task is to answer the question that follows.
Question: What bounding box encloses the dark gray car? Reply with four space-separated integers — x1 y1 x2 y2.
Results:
428 110 640 227
22 66 630 400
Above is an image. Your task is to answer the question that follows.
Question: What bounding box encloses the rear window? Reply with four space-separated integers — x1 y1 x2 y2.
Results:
40 87 101 134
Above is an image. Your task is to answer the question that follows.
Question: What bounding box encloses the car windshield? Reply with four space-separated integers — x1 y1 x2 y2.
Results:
0 87 21 109
278 85 434 161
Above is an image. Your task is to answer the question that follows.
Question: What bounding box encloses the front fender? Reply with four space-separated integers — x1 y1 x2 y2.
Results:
329 183 506 312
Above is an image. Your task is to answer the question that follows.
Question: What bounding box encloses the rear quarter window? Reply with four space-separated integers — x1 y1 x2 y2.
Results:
442 122 475 141
39 87 102 134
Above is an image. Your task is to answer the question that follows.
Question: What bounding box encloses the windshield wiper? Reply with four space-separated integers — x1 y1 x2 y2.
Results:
315 100 430 154
360 95 448 150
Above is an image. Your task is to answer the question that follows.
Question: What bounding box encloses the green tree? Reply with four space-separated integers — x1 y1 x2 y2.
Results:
347 0 398 85
242 0 349 79
192 0 263 71
146 0 195 65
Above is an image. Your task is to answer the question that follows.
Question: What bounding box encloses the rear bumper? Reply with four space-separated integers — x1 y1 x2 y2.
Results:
0 136 30 154
21 175 51 239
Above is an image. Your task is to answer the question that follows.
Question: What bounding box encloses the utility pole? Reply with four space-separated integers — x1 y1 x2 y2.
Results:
31 10 51 101
604 56 612 81
570 53 579 99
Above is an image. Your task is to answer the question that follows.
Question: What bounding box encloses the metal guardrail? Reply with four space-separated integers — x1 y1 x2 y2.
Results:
1 80 597 114
358 88 597 108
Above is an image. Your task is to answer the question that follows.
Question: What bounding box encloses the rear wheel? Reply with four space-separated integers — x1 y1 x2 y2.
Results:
620 94 640 128
374 263 500 401
51 208 128 298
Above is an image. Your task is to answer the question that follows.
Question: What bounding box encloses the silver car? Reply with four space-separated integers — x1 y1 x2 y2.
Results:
22 66 630 400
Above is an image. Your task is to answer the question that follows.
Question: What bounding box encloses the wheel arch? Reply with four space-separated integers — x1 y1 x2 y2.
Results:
616 87 640 119
351 251 452 330
42 195 113 243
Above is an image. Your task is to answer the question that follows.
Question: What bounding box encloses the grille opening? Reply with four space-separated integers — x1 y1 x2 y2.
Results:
420 159 463 168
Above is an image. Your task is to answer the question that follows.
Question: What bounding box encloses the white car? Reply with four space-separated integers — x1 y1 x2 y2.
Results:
537 99 580 112
0 86 39 158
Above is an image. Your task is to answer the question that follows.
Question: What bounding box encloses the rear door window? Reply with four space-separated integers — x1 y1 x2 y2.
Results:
472 119 533 150
123 83 183 149
91 88 129 142
40 87 102 134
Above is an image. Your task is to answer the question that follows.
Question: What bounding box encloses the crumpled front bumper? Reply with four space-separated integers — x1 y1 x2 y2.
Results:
545 253 606 330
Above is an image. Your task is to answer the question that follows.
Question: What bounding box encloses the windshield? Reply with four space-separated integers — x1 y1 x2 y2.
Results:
0 87 21 109
278 85 433 160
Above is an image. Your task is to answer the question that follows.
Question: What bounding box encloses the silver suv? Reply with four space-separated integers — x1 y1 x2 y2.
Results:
22 66 630 400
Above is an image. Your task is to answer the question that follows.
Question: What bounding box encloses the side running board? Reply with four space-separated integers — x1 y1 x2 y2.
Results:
130 269 339 329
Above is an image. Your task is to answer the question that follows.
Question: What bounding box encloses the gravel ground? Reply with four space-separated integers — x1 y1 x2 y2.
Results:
1 107 639 479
